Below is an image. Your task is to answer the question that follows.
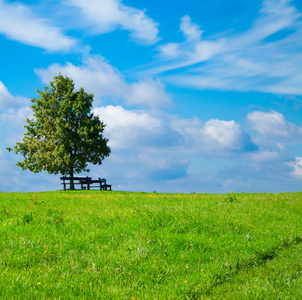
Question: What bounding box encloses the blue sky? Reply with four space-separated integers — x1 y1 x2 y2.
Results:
0 0 302 193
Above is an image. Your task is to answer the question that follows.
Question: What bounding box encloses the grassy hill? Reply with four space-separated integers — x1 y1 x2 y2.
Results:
0 191 301 299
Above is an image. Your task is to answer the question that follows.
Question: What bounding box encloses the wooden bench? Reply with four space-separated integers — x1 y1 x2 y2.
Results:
60 176 112 191
60 176 92 191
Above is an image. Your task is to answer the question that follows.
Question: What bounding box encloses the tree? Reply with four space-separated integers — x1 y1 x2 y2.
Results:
7 75 110 189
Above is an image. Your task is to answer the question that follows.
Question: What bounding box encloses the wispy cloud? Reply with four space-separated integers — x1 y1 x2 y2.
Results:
65 0 159 44
150 0 302 95
0 0 77 52
155 15 225 72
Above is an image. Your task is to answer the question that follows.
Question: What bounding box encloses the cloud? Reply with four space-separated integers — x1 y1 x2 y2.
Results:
173 117 257 155
216 158 297 193
93 105 184 149
246 110 302 169
94 105 257 157
65 0 159 44
201 119 258 153
151 0 302 96
0 147 58 192
287 157 302 178
249 148 285 164
0 81 32 150
247 110 302 139
98 149 188 182
0 0 77 52
236 0 301 45
0 106 32 147
89 105 190 191
95 107 249 191
90 106 298 193
0 106 32 129
0 81 15 110
0 81 32 147
0 81 29 110
156 15 225 72
35 56 172 108
128 79 171 107
180 15 203 42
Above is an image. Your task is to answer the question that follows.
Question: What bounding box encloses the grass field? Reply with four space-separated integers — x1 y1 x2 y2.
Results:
0 191 302 299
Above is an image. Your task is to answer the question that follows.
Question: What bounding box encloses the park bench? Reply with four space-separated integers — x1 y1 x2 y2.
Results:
60 176 92 191
60 176 112 191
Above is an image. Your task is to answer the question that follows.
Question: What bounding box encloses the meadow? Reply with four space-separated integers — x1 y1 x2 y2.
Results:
0 191 301 299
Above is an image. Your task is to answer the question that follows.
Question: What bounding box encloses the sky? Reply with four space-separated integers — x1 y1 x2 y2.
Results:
0 0 302 193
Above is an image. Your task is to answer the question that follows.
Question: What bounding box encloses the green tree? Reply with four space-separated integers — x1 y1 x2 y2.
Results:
7 75 110 189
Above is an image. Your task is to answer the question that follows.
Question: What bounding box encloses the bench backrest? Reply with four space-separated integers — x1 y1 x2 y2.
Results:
60 176 92 181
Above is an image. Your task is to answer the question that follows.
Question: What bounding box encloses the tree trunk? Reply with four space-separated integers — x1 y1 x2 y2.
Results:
70 167 74 190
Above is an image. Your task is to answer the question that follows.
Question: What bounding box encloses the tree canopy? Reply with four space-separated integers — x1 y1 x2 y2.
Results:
8 75 110 188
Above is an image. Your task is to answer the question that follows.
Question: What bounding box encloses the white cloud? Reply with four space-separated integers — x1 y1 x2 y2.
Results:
173 117 257 155
246 110 302 169
0 82 32 150
90 106 302 193
94 105 257 156
0 81 29 111
92 105 257 191
247 110 302 139
249 149 283 163
128 79 171 107
0 106 33 148
201 119 256 153
252 0 300 42
159 43 180 58
180 15 203 42
35 56 172 108
0 81 14 110
156 15 225 72
65 0 159 44
152 0 302 96
0 106 32 128
93 105 183 149
36 56 125 100
230 0 301 48
287 157 302 178
0 147 58 192
0 0 77 52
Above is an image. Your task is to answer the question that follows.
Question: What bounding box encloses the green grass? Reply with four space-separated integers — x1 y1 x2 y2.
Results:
0 191 301 299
